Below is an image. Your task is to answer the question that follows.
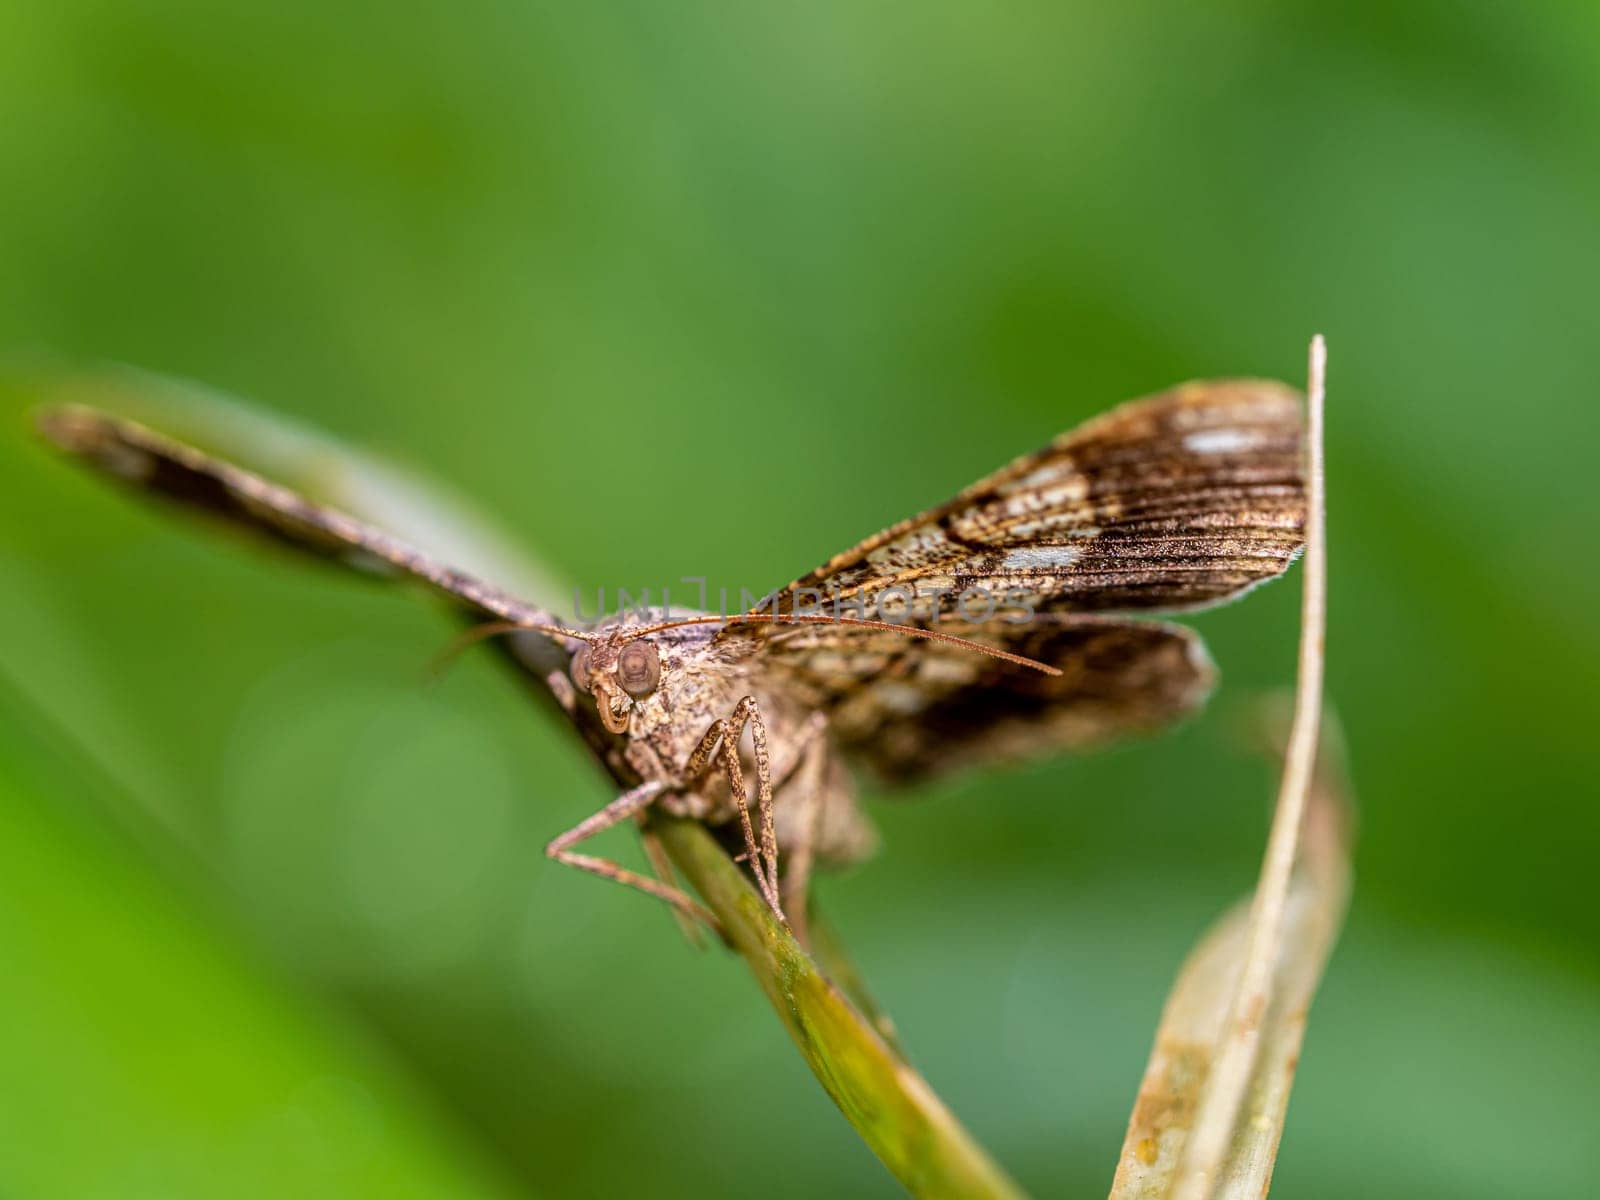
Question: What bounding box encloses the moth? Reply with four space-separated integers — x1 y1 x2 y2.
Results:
38 379 1305 941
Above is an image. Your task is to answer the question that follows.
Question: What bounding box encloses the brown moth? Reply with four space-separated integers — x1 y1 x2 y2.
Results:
38 379 1305 941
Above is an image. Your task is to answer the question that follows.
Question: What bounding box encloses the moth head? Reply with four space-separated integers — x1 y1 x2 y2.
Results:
569 636 661 733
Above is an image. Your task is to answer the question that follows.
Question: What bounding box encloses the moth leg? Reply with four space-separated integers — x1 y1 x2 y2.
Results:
637 819 706 949
779 714 829 948
684 696 783 922
546 780 721 936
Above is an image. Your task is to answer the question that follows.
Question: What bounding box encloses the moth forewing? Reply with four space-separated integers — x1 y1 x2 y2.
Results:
36 404 560 630
723 379 1305 786
755 379 1304 625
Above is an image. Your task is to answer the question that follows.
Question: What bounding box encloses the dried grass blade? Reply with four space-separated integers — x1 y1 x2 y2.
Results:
1110 336 1345 1200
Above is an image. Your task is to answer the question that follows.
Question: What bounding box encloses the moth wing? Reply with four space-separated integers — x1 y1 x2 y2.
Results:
753 380 1304 622
739 615 1215 784
37 403 556 628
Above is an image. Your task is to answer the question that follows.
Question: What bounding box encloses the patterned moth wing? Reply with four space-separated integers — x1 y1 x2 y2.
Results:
723 380 1306 781
724 616 1215 783
36 404 558 629
757 380 1304 621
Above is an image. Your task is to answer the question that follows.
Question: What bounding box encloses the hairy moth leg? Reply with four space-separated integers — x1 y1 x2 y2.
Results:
638 820 708 949
778 714 829 947
684 696 783 922
545 779 720 935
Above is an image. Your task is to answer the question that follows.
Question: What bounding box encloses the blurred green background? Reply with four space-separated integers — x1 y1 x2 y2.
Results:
2 2 1597 1197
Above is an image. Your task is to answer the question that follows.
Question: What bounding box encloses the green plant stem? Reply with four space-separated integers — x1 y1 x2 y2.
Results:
808 904 907 1058
654 816 1026 1200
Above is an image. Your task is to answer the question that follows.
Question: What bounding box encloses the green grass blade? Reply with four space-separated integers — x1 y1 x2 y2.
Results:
656 817 1026 1200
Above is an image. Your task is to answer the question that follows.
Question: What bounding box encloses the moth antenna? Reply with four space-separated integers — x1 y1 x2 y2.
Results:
622 612 1062 676
426 619 594 682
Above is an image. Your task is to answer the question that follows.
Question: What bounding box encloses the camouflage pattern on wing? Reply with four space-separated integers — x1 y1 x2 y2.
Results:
37 404 555 628
722 380 1305 782
738 616 1215 783
756 380 1304 621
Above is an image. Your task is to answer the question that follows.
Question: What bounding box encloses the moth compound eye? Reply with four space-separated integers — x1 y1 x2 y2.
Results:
616 640 660 698
570 644 593 690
